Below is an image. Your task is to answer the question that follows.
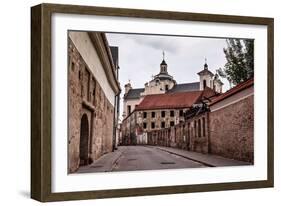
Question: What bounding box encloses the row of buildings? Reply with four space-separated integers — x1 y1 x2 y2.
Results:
121 56 254 163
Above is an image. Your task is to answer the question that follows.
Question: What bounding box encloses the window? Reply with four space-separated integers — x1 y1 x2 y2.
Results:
127 105 131 114
198 119 201 137
165 85 169 91
161 111 165 117
143 122 147 129
194 120 197 137
170 110 174 117
161 122 165 128
71 62 75 71
98 88 101 103
143 112 147 118
92 88 96 104
170 121 174 127
152 112 156 118
87 71 91 101
179 110 184 117
203 117 206 136
92 79 96 104
203 79 206 89
187 123 190 138
78 70 81 80
151 122 155 129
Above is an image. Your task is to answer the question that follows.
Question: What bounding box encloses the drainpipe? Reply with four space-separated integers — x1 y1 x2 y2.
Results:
112 98 116 152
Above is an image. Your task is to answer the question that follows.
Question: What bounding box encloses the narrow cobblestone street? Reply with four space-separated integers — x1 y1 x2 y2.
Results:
76 145 250 173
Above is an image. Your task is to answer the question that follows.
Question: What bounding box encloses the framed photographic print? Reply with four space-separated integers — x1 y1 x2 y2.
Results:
31 3 274 202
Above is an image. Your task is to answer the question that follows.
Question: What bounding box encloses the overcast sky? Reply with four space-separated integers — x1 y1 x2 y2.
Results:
106 32 229 118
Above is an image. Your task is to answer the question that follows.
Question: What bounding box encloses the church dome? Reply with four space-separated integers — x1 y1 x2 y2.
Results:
154 73 174 81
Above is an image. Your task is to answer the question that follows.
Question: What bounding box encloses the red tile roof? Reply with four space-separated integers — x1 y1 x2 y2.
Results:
135 88 216 111
210 78 254 106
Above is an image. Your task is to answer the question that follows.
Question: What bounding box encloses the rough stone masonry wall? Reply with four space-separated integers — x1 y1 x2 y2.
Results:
121 112 137 145
93 83 114 159
209 95 254 163
68 40 114 173
147 112 209 154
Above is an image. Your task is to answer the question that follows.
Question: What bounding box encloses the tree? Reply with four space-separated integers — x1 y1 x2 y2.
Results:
218 39 254 85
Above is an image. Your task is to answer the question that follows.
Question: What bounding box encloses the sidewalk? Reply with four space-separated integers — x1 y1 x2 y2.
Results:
152 146 251 167
76 149 123 173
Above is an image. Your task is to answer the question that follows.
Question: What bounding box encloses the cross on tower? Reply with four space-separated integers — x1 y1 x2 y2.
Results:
204 57 208 70
162 51 165 60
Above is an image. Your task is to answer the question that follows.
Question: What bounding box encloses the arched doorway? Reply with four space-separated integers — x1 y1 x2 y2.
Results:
79 114 89 166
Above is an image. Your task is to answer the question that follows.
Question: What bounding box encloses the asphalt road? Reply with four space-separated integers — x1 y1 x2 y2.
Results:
77 145 206 173
112 146 205 171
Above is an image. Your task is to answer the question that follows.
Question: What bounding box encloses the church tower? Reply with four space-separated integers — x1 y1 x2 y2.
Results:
213 72 224 93
160 51 168 73
197 59 214 90
141 51 176 96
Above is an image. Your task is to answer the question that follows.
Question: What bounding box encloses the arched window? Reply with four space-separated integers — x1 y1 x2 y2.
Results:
203 80 207 89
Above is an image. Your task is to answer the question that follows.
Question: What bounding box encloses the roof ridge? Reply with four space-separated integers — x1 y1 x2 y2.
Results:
176 81 200 85
128 87 144 90
210 78 254 106
144 90 202 97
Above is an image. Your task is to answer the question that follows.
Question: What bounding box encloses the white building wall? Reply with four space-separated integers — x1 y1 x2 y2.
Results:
210 86 254 112
141 79 175 96
69 32 116 105
213 80 223 93
123 98 142 117
199 74 213 90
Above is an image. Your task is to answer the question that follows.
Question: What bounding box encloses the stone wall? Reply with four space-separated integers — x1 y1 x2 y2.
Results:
147 112 209 154
209 95 254 163
121 112 137 145
146 94 254 163
68 40 114 173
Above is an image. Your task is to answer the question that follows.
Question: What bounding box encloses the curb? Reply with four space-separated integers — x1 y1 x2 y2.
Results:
109 150 124 171
153 146 216 167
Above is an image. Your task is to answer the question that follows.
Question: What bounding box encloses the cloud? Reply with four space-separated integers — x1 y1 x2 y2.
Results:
106 32 229 116
132 36 179 53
